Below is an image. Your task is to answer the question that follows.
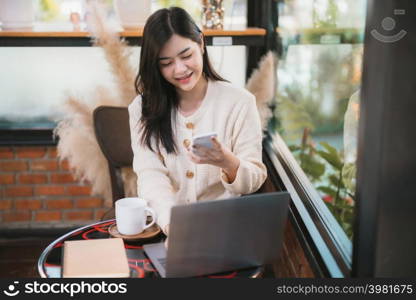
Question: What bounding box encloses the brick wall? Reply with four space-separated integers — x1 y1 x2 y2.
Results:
274 219 315 277
0 146 111 229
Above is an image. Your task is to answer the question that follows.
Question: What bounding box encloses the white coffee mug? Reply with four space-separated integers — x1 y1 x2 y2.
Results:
115 197 156 235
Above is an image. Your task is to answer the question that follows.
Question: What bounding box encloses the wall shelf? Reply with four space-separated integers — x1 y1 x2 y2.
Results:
0 28 266 47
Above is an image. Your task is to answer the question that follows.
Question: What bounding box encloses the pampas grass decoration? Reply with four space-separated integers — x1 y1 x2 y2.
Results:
88 3 137 106
54 2 138 207
88 2 138 199
54 88 118 205
245 51 277 132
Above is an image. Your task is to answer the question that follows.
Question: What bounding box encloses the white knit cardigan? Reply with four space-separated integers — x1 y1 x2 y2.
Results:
128 80 267 233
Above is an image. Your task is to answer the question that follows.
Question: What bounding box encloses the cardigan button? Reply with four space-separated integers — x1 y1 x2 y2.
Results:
186 122 194 129
183 139 191 148
186 171 194 179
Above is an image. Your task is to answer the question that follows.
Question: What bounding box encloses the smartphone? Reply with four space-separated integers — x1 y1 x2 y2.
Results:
192 132 218 154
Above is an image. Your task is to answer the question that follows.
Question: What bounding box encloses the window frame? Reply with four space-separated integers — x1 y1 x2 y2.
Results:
0 129 56 146
267 0 416 278
265 133 352 277
0 34 265 144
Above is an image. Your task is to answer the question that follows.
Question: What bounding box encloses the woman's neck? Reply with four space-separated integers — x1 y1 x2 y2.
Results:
177 77 208 115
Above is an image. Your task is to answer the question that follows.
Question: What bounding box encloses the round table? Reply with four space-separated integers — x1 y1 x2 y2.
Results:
38 219 263 278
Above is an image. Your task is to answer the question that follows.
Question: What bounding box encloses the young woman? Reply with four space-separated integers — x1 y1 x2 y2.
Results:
128 7 267 236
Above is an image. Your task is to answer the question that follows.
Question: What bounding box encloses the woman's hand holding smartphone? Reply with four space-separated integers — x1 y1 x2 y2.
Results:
187 132 240 183
191 132 218 155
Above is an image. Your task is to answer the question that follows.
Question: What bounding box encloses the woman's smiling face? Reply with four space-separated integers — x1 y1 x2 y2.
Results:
158 34 204 93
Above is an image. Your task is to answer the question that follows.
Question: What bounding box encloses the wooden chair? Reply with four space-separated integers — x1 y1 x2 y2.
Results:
93 106 133 220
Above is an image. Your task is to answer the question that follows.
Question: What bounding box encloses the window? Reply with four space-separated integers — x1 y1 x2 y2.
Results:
269 0 366 272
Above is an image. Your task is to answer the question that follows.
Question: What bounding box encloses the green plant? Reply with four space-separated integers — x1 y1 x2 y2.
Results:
313 0 338 29
290 131 355 239
38 0 60 21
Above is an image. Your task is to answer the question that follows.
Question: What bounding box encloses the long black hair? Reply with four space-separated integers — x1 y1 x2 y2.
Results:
134 7 225 154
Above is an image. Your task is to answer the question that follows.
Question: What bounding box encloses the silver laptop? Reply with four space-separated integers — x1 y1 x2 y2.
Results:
143 192 290 278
